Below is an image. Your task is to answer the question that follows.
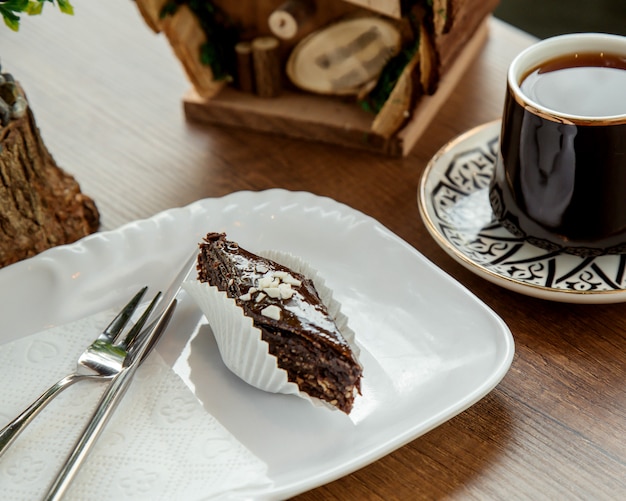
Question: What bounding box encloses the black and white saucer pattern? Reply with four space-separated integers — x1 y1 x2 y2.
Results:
418 120 626 303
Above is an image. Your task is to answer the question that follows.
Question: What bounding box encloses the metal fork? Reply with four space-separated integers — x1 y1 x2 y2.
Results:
0 287 161 456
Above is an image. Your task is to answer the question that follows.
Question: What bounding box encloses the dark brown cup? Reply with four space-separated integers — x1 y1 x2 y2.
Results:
489 33 626 256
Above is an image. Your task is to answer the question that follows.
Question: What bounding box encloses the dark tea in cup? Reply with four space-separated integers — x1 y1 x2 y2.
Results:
490 33 626 256
519 52 626 117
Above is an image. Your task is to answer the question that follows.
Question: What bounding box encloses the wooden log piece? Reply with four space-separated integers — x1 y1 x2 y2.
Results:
235 42 255 93
252 36 282 98
268 0 316 40
0 88 99 268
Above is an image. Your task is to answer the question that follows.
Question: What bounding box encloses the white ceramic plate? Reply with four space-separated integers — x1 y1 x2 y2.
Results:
0 189 514 499
419 120 626 304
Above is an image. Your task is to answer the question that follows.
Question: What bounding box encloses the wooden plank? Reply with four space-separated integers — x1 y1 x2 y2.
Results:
341 0 402 19
212 0 359 48
436 0 500 73
183 20 490 156
184 87 392 154
397 19 489 156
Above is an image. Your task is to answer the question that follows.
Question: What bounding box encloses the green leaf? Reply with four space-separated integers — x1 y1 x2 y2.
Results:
0 3 25 31
56 0 74 15
2 0 30 10
1 12 21 31
1 0 73 29
25 1 44 15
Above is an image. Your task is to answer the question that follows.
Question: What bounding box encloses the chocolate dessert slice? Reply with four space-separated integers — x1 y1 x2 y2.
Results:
197 232 362 414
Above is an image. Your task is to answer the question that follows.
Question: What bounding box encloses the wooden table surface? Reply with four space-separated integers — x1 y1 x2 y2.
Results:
1 1 624 499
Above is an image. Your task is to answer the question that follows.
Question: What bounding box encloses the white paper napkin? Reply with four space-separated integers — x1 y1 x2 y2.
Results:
0 311 271 501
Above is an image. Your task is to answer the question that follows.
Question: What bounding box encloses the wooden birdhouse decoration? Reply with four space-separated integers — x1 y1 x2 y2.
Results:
135 0 499 156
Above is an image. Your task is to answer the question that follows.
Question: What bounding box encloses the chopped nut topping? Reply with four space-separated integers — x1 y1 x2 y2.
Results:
237 268 302 305
282 274 302 287
261 304 281 320
265 287 282 298
258 276 273 288
256 270 300 295
278 283 294 299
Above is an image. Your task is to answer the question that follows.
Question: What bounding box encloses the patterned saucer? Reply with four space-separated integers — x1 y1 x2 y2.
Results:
418 120 626 304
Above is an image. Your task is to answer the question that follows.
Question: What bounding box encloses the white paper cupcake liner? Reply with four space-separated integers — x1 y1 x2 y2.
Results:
182 250 360 410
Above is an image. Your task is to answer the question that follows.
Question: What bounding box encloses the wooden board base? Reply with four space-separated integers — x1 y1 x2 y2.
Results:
183 19 490 157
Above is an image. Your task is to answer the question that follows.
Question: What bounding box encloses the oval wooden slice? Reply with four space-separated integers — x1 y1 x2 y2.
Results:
286 17 402 95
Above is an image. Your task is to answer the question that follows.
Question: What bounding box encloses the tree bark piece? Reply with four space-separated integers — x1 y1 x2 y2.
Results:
134 0 168 33
370 49 421 138
419 18 439 94
433 0 453 35
161 4 226 98
0 90 99 268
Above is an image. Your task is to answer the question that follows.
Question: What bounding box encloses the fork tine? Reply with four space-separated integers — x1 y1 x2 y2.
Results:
117 291 162 350
102 287 148 342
